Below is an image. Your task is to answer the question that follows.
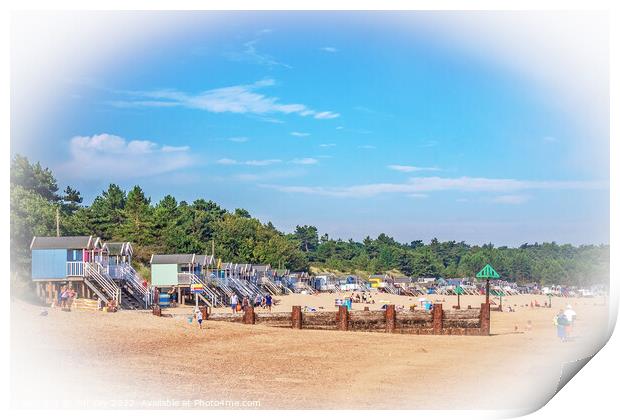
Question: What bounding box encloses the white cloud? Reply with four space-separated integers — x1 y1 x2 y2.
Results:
225 29 291 69
260 176 605 198
246 159 281 166
61 134 193 179
319 143 336 148
320 47 338 53
217 158 238 165
290 131 310 137
217 158 281 166
290 158 318 165
314 111 340 119
114 79 340 120
228 137 250 143
161 145 190 152
388 165 440 173
408 193 428 199
491 194 530 204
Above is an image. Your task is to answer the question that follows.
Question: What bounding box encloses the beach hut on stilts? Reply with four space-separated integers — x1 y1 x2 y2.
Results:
30 235 153 310
150 253 220 308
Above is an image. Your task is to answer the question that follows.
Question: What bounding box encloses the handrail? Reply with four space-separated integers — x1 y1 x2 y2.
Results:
243 278 263 297
182 273 218 307
259 277 281 295
66 261 84 277
229 276 259 299
120 263 152 307
85 262 121 305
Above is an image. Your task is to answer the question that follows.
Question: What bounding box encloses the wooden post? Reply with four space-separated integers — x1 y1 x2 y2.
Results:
480 303 491 335
292 305 302 329
338 305 349 331
244 305 255 324
432 303 443 335
152 304 162 317
385 304 396 333
485 279 490 305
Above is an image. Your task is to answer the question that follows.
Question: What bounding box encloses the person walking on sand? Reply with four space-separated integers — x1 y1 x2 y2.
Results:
265 293 272 312
60 286 70 309
230 294 239 314
564 304 577 337
254 294 262 308
554 311 569 342
195 308 204 329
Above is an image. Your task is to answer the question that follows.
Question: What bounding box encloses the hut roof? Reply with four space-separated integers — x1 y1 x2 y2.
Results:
253 264 270 272
195 255 215 266
150 254 195 264
30 235 95 250
105 241 133 256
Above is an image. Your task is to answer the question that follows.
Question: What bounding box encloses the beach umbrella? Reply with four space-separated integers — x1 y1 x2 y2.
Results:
476 264 501 305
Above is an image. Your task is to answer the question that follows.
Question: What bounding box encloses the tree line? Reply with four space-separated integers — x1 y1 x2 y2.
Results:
10 155 609 288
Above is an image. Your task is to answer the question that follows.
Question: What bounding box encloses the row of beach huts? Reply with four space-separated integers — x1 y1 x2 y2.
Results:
29 235 599 310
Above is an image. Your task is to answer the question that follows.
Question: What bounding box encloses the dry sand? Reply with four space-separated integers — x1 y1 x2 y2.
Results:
10 293 611 410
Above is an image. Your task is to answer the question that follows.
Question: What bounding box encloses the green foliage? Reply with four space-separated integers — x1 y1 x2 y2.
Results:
9 155 610 287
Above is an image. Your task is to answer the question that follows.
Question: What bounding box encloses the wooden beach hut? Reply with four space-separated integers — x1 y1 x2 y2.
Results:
150 254 197 304
30 235 116 304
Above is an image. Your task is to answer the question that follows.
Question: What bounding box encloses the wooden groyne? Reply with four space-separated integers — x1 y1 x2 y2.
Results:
205 303 491 336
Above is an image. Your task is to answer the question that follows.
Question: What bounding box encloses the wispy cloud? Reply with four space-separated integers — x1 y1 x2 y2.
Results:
246 159 281 166
290 131 310 137
112 79 340 120
491 194 530 204
216 158 238 165
228 136 250 143
320 47 338 53
388 165 440 173
226 30 291 69
543 135 559 143
419 140 439 148
217 158 281 167
319 143 336 148
60 134 193 180
314 111 340 119
260 176 605 198
290 158 319 165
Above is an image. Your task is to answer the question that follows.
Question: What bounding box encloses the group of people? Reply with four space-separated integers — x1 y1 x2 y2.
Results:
56 285 76 310
554 304 577 341
349 292 376 304
230 293 273 313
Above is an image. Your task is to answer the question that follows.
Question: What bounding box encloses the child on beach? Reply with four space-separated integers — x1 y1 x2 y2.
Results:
526 320 533 332
230 294 239 313
195 308 204 329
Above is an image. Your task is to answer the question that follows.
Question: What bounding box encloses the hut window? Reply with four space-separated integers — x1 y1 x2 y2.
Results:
67 249 83 261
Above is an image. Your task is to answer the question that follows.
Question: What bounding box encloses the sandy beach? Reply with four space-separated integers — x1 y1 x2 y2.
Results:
11 293 610 410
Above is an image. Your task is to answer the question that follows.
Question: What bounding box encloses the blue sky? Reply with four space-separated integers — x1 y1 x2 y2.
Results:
11 12 609 245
